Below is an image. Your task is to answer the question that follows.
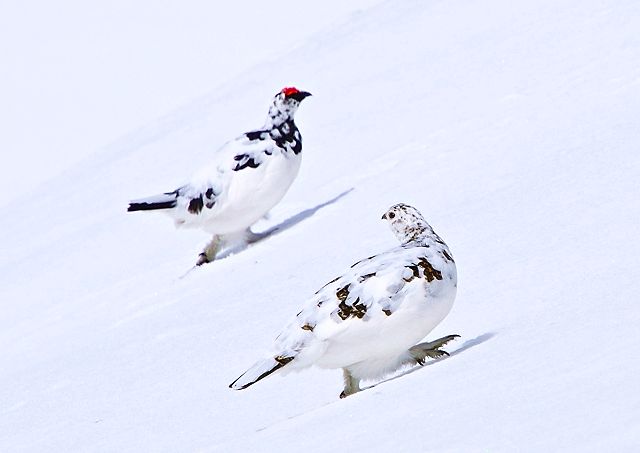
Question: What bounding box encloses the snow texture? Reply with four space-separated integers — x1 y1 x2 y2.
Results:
1 0 639 451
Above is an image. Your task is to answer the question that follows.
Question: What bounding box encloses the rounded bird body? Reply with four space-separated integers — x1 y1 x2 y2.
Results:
167 136 303 234
230 203 459 397
128 87 311 264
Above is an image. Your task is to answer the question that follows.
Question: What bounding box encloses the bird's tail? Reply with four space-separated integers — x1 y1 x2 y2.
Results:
229 355 294 390
127 192 178 212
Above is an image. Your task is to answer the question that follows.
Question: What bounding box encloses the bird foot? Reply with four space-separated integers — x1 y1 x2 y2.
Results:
195 253 210 267
409 334 460 366
196 235 221 266
339 369 361 398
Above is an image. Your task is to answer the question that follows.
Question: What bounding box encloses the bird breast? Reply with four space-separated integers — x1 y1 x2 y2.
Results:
313 277 456 371
201 149 302 234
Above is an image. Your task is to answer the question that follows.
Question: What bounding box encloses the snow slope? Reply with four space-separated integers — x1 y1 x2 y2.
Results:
0 0 379 207
1 0 639 451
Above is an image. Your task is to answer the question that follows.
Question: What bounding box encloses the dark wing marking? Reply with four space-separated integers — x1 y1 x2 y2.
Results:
331 284 368 321
403 257 443 283
245 130 266 141
183 186 218 215
233 153 260 171
442 249 455 263
336 297 367 320
187 195 204 214
204 188 216 208
329 252 440 322
315 276 341 294
233 129 273 171
233 153 261 171
350 255 378 268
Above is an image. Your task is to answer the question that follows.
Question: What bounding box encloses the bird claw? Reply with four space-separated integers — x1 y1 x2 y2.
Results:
409 334 459 366
413 349 448 366
195 253 210 267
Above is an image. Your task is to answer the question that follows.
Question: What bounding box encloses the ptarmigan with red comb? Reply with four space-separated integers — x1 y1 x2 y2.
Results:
128 87 312 265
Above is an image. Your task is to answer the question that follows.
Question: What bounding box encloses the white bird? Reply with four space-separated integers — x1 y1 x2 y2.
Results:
230 203 458 398
127 87 312 265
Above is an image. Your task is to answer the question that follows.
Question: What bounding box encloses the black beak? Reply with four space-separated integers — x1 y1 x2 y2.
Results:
288 91 312 102
381 213 388 220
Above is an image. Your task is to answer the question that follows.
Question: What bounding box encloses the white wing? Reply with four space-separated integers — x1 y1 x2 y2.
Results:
273 245 453 362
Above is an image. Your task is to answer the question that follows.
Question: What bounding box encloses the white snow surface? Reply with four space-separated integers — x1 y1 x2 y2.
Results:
1 0 639 451
0 0 378 207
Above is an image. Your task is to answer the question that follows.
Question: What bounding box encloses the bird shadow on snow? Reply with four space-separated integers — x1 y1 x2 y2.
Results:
252 333 496 433
367 332 497 392
215 188 354 260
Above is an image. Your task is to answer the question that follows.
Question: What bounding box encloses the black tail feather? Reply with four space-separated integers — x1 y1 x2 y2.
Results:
229 356 294 390
127 200 177 212
128 191 178 212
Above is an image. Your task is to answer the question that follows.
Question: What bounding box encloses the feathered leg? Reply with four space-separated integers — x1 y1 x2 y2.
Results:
196 235 221 266
340 368 361 398
408 334 460 365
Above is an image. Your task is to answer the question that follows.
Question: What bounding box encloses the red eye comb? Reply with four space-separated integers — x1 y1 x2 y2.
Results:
281 87 300 96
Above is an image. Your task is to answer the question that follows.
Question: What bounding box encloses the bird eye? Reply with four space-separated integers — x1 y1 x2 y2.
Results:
388 212 395 219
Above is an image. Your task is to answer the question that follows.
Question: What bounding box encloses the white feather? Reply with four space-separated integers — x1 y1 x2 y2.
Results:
231 204 458 391
129 88 310 240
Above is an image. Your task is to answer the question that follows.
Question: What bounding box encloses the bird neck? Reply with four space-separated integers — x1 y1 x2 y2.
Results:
264 101 297 129
399 224 447 250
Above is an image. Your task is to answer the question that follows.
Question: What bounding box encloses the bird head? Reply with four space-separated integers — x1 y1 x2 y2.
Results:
267 87 312 126
382 203 433 244
279 86 312 103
